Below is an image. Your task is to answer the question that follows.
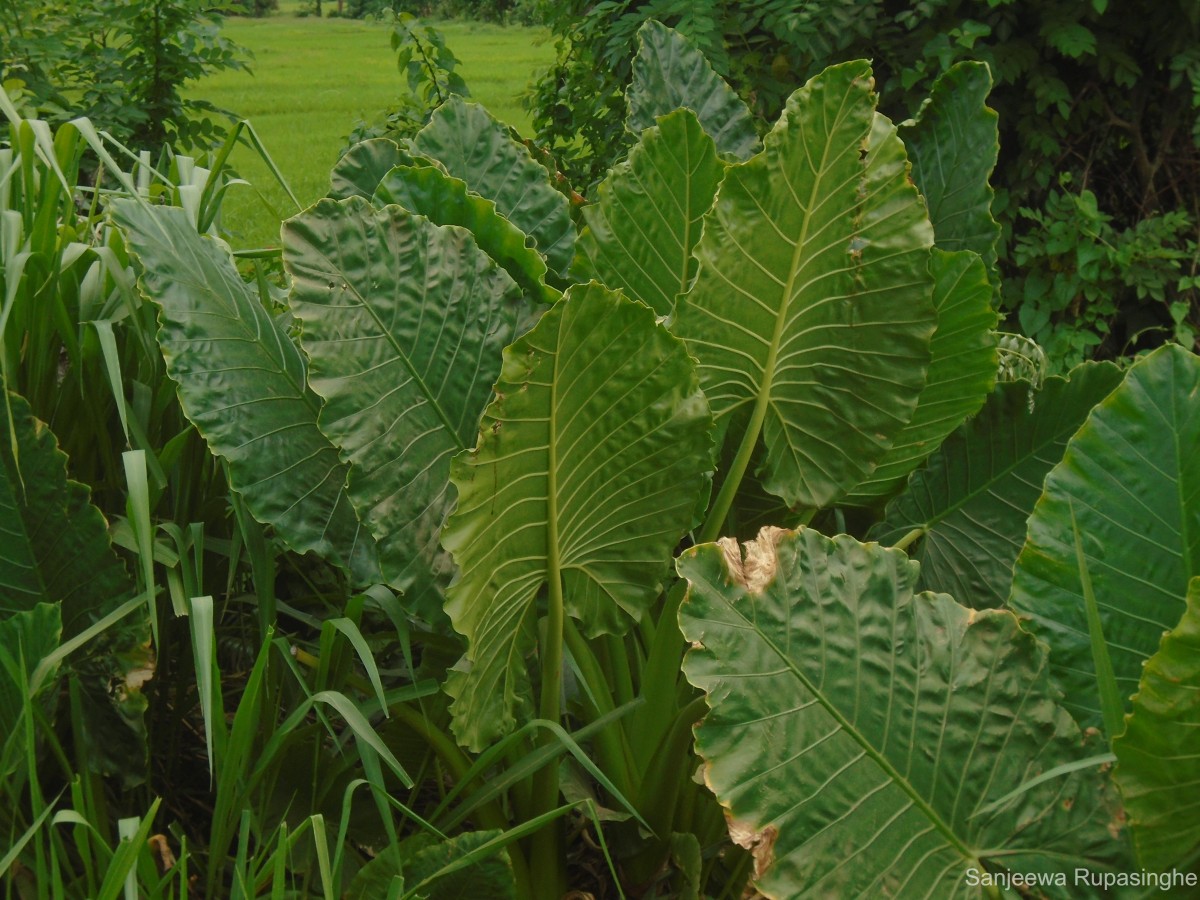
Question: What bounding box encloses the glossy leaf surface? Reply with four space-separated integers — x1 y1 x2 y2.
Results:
679 527 1124 897
330 138 417 201
442 284 712 750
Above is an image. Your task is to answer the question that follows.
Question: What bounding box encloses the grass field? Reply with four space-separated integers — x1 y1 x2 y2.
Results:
194 7 554 248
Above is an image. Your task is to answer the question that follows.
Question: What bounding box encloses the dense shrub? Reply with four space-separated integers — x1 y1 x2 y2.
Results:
529 0 1200 368
0 0 248 150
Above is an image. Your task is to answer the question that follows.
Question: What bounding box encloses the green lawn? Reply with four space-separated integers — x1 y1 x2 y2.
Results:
194 7 554 248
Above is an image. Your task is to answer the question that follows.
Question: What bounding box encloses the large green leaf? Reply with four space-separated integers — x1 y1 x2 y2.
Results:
899 62 1001 283
1113 578 1200 873
374 163 558 308
678 527 1125 897
442 284 713 750
0 391 133 633
282 197 525 618
673 61 936 510
626 20 760 162
412 98 575 278
1009 344 1200 729
575 108 723 317
112 200 380 583
330 138 418 201
1114 577 1200 870
872 362 1123 608
844 249 998 504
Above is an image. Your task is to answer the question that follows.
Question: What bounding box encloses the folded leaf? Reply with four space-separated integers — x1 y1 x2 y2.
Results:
330 138 418 201
442 284 713 750
1009 343 1200 729
844 248 998 504
899 62 1001 285
374 163 558 308
413 98 575 278
679 527 1126 897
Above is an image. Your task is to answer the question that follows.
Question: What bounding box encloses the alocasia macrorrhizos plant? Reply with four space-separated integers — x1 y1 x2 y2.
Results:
102 18 1200 896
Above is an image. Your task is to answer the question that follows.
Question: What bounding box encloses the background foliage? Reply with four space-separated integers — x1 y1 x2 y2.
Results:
529 0 1200 370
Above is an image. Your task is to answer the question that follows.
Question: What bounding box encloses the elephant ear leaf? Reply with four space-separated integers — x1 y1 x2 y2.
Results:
113 200 380 584
1114 576 1200 871
283 197 525 620
899 61 1001 284
627 19 759 162
413 98 575 279
673 61 936 511
441 284 713 750
374 163 558 308
575 107 723 316
843 248 998 504
1 391 134 633
678 527 1126 897
871 361 1123 608
1009 344 1200 730
331 138 419 201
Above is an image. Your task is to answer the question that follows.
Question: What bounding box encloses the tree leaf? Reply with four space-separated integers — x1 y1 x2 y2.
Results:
627 19 760 162
899 62 1001 285
1113 577 1200 870
575 108 723 317
844 249 998 504
0 391 134 634
413 98 575 278
1009 344 1200 729
330 138 417 201
678 527 1126 897
872 362 1123 608
282 197 525 619
374 163 559 308
673 61 936 510
442 283 713 750
112 200 380 584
